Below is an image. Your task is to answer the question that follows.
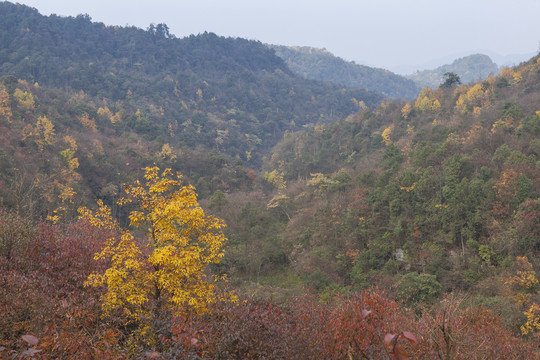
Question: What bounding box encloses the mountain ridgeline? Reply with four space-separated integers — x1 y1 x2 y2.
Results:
0 2 383 165
406 53 500 88
269 45 421 99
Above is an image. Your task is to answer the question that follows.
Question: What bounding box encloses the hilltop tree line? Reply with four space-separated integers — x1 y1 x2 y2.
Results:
0 1 383 167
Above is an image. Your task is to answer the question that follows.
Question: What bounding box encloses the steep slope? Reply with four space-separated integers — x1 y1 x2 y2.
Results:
0 2 384 166
0 1 388 220
269 45 421 99
406 53 499 88
215 54 540 306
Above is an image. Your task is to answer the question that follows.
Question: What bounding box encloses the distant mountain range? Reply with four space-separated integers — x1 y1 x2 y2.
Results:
389 51 536 75
405 54 500 88
268 45 421 99
0 1 386 215
268 45 513 98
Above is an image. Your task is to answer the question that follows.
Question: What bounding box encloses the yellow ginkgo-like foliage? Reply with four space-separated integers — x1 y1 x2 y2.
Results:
381 124 394 145
77 112 98 133
414 88 441 114
454 82 493 115
97 105 122 124
505 256 540 336
13 88 35 110
79 167 232 330
0 84 12 121
263 169 287 191
158 143 177 161
401 102 412 119
23 115 56 151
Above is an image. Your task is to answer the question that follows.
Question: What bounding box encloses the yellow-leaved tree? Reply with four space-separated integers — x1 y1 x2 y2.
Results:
22 115 56 152
79 166 233 342
505 256 540 336
381 124 394 145
0 84 12 122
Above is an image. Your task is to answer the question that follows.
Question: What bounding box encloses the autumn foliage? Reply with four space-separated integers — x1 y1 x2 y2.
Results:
1 206 537 359
0 216 126 359
1 6 540 356
78 166 234 346
2 195 539 359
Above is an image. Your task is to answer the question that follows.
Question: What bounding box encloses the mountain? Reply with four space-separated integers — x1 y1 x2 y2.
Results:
475 50 536 68
1 0 539 299
0 2 384 166
406 53 499 88
0 1 387 219
389 50 536 75
269 45 421 99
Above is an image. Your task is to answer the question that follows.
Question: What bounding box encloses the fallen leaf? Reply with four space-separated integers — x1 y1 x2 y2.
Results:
21 334 39 347
401 331 418 344
145 351 164 359
384 333 396 346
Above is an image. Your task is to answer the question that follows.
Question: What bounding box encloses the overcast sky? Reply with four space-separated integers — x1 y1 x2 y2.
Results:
14 0 540 73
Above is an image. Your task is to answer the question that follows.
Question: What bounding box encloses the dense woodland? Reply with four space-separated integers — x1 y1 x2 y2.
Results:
0 2 539 358
0 2 383 168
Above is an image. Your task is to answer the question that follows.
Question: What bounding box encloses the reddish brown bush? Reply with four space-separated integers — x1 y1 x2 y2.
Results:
0 216 537 359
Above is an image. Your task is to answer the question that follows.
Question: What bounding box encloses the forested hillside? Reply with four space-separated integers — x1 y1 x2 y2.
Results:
256 57 540 285
0 2 383 166
0 1 539 358
211 55 540 337
270 45 421 99
0 1 385 218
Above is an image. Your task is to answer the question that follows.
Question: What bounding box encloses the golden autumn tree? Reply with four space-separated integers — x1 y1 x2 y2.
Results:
0 84 12 122
401 102 412 119
23 115 56 151
13 88 35 110
381 124 394 145
97 105 122 124
77 112 98 132
263 169 287 192
158 143 177 161
505 256 540 335
454 81 493 115
79 167 233 340
414 88 441 114
47 135 82 223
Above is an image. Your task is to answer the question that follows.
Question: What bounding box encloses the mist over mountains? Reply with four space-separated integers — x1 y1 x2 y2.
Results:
268 44 421 99
386 50 536 75
267 45 521 99
405 54 500 88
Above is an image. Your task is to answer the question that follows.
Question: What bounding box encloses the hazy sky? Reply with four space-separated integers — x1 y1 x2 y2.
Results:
14 0 540 73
